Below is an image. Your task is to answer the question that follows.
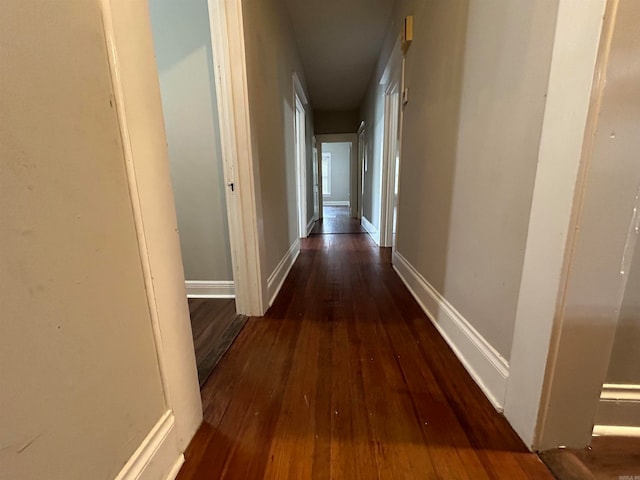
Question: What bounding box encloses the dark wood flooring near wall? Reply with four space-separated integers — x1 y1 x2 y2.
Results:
188 298 247 387
540 435 640 480
178 235 554 479
310 205 366 235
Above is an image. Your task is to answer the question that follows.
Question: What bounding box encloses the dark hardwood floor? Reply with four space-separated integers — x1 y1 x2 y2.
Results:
310 205 367 235
178 234 554 479
540 435 640 480
188 298 247 387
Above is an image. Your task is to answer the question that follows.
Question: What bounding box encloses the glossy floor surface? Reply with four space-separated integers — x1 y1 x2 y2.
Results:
310 205 367 235
189 298 246 387
541 435 640 480
178 235 554 479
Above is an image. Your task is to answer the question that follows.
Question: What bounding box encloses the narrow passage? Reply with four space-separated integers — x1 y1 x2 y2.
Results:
310 206 367 235
178 234 554 480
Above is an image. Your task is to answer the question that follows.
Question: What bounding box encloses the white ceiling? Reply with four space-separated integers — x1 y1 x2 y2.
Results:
283 0 395 111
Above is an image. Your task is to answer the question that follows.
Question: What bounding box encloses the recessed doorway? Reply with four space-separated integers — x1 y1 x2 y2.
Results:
310 135 365 235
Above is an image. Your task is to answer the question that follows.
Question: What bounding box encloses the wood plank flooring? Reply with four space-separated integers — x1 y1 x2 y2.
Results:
177 234 554 479
189 298 247 387
310 206 367 235
541 435 640 480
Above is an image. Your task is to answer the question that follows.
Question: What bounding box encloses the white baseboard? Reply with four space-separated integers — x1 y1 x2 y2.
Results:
361 216 379 245
115 410 183 480
323 200 349 206
593 425 640 437
392 251 509 411
306 216 316 237
185 280 235 298
595 384 640 429
166 456 186 480
267 239 300 307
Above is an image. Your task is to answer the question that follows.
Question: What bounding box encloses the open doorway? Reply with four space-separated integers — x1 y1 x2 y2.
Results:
310 134 365 235
149 0 246 387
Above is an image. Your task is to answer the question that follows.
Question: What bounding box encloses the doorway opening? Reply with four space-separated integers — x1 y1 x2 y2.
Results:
310 134 365 235
148 0 248 387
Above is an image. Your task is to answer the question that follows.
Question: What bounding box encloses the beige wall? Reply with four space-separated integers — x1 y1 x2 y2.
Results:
0 1 167 478
314 110 361 134
362 0 558 359
149 0 233 282
242 0 313 274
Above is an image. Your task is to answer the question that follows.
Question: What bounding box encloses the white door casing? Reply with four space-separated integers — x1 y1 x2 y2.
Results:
312 146 320 221
357 121 365 220
293 79 308 238
207 0 268 316
379 37 404 249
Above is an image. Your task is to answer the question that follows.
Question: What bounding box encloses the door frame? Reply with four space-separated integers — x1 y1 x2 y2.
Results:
379 37 404 248
312 144 320 222
207 0 267 316
316 133 359 219
504 0 610 449
357 121 366 220
106 0 270 460
293 73 309 238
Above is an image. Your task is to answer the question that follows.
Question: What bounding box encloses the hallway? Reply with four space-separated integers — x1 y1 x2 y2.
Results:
177 235 553 479
310 206 367 235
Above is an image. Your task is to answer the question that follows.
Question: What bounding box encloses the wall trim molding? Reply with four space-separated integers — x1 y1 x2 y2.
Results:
166 457 186 480
361 216 380 245
185 280 235 298
114 410 183 480
601 383 640 401
306 216 317 237
267 239 300 307
595 383 640 429
592 425 640 438
392 251 510 411
323 200 350 206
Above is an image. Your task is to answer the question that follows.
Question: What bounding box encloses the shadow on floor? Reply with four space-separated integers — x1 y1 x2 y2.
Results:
188 298 247 386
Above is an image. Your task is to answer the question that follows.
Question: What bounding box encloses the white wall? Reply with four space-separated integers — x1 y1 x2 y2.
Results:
149 0 233 282
0 1 170 478
322 142 351 203
242 0 313 276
